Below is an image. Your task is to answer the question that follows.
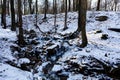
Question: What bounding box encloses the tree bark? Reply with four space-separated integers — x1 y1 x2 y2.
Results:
63 0 68 30
73 0 76 11
28 0 33 14
7 0 10 15
96 0 101 11
1 0 6 29
35 0 38 26
68 0 71 11
78 0 88 47
53 0 57 31
18 0 25 46
10 0 16 31
61 0 65 12
44 0 48 19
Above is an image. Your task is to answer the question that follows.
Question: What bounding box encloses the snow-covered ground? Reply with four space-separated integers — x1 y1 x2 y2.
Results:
0 11 120 80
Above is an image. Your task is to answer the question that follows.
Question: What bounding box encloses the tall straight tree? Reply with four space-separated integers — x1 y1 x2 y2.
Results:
73 0 75 11
76 0 79 11
105 0 107 10
1 0 3 26
88 0 92 10
1 0 6 29
28 0 33 14
114 0 118 11
44 0 48 19
68 0 71 11
63 0 68 30
61 0 65 12
18 0 25 45
7 0 10 15
23 0 27 14
96 0 101 11
53 0 57 31
10 0 16 31
35 0 38 26
78 0 88 47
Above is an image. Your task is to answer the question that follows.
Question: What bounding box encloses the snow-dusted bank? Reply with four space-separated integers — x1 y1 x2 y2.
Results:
0 11 120 80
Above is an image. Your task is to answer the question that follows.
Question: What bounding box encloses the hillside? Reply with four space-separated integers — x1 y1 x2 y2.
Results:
0 11 120 80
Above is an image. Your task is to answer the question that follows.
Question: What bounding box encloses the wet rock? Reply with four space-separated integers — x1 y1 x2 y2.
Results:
29 30 36 34
95 30 102 34
26 30 37 39
10 45 21 52
0 38 8 41
20 63 31 71
95 16 108 21
58 74 68 80
110 67 120 79
46 44 59 57
101 34 108 40
42 62 53 74
31 40 39 45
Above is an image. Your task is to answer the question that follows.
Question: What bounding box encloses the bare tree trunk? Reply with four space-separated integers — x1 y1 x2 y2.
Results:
68 0 71 11
115 4 117 11
10 0 16 31
1 0 3 26
53 0 57 30
63 0 68 30
76 0 79 11
96 0 101 11
44 0 48 19
105 0 107 10
23 0 27 14
73 0 75 11
18 0 25 46
88 0 92 10
35 0 38 26
1 0 6 29
78 0 88 47
114 0 118 11
28 0 33 14
7 0 10 15
61 0 65 12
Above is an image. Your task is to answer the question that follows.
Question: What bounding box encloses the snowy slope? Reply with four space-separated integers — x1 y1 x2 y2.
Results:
0 11 120 80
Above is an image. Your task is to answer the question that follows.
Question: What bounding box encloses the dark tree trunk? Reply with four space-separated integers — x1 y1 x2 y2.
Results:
35 0 38 26
1 0 3 26
78 0 88 47
10 0 16 31
96 0 101 11
88 0 92 10
44 0 48 19
18 0 25 46
1 0 6 29
114 0 118 11
7 0 10 15
61 0 65 12
68 0 71 11
28 0 33 14
53 0 57 31
76 0 79 11
63 0 68 30
73 0 76 11
23 0 27 14
105 0 107 10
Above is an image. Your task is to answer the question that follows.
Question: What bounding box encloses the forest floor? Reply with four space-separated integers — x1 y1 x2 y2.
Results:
0 11 120 80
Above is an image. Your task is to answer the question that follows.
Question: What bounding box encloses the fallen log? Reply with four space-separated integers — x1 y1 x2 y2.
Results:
108 28 120 32
91 56 120 79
